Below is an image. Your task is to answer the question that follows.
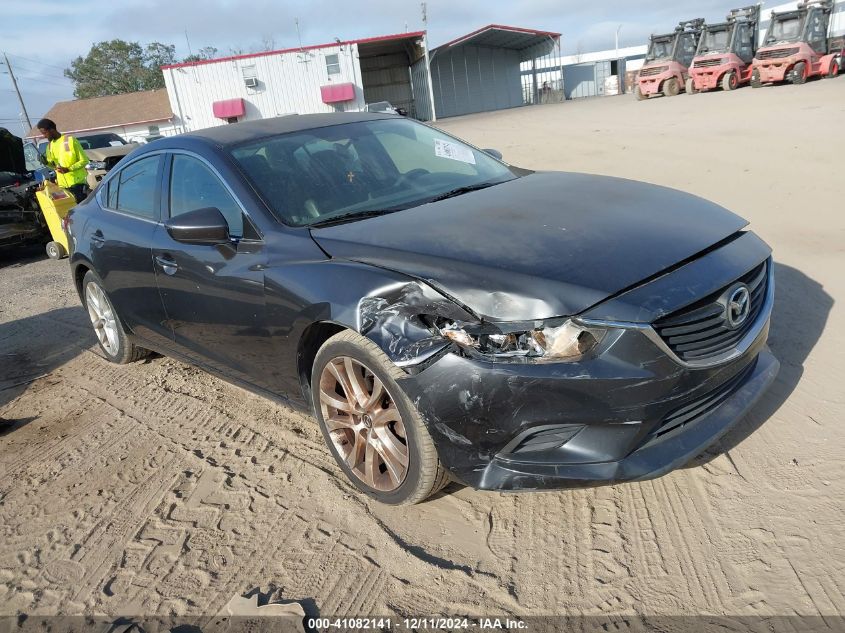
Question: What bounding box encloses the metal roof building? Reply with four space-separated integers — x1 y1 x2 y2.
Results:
161 32 429 133
412 24 561 120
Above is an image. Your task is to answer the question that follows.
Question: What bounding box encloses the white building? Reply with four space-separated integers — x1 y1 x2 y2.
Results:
162 32 430 132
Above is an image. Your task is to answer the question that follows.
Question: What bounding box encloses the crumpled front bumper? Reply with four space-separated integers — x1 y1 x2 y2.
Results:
398 320 778 491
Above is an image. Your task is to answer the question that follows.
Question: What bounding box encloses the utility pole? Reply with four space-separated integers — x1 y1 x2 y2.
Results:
2 53 33 131
421 2 437 122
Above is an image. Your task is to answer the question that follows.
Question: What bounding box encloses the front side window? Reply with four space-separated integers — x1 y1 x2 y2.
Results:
230 118 518 227
325 54 341 76
646 36 675 61
113 155 161 219
678 33 698 66
698 27 730 54
169 154 243 238
767 16 803 43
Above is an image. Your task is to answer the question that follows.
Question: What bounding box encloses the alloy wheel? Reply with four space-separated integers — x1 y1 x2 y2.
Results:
318 356 409 491
85 282 119 356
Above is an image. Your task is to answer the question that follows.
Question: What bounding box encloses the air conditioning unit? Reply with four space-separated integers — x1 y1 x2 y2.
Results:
244 76 259 88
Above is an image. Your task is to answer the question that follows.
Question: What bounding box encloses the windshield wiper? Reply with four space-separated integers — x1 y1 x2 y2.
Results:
309 208 402 228
428 182 498 203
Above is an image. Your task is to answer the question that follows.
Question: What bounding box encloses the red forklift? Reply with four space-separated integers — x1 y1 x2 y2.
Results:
752 0 843 86
636 18 706 100
688 5 761 93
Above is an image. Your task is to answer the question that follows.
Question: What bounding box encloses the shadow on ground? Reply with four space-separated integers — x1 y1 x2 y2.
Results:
0 306 92 431
0 244 46 271
689 262 833 465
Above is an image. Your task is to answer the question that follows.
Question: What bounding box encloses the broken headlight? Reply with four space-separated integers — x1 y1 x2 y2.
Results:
440 319 606 362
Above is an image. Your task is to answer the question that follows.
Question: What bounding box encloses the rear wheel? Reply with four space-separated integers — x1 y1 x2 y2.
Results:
685 77 698 94
825 59 840 78
751 68 762 88
791 61 807 85
45 241 66 260
722 71 739 91
634 85 647 101
663 77 680 97
83 271 149 364
311 330 450 505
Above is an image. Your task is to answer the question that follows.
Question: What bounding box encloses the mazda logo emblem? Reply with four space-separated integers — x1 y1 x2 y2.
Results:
726 285 751 329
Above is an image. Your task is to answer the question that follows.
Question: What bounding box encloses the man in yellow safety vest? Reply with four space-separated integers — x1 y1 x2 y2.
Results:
37 118 90 203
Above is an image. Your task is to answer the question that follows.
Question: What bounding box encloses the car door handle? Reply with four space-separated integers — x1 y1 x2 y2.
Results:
155 255 178 276
91 230 105 246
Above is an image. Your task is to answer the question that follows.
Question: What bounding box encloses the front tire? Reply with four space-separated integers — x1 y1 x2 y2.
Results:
311 330 450 505
722 71 739 91
751 68 762 88
663 77 680 97
685 77 698 94
634 85 647 101
82 270 148 364
791 62 807 85
825 59 840 78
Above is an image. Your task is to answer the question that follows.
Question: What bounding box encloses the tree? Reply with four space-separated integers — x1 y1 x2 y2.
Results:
182 46 219 64
64 40 177 99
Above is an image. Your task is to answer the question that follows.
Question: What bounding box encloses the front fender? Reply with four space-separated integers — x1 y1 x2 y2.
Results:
263 258 474 395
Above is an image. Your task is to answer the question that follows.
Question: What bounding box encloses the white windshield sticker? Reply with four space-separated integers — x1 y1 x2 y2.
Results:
108 141 124 147
434 138 476 165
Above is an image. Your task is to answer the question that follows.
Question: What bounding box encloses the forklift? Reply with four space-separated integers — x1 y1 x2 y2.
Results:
752 0 843 86
635 18 706 100
688 5 762 93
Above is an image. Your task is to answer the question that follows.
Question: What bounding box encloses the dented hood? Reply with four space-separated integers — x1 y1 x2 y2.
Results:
310 172 748 321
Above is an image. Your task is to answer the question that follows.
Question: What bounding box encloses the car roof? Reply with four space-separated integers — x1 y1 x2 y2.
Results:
174 112 398 149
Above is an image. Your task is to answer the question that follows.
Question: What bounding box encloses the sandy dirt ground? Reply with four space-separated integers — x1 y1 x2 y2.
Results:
1 79 844 621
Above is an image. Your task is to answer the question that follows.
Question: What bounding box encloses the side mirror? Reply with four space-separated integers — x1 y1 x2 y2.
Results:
483 148 503 161
165 207 230 245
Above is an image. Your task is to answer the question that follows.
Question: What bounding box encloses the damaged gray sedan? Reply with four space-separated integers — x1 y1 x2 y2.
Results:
66 112 778 505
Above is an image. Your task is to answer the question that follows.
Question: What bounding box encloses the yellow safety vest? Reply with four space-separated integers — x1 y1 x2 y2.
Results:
46 134 89 189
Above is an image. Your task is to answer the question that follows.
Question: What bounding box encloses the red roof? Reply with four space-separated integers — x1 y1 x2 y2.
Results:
163 31 427 70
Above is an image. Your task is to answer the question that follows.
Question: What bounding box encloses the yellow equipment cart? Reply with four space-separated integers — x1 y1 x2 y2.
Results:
35 182 76 260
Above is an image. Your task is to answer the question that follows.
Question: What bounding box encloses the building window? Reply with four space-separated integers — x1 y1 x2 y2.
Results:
325 54 341 76
148 125 160 136
242 64 259 89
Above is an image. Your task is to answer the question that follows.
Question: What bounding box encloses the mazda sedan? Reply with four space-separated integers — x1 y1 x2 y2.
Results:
65 113 778 504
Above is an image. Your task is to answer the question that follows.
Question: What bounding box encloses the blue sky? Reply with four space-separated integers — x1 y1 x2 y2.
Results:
2 0 761 134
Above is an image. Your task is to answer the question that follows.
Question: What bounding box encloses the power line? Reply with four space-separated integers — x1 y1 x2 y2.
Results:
5 52 67 72
1 53 33 131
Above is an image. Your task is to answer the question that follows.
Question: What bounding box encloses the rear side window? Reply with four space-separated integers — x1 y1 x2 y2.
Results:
113 155 161 219
169 154 243 238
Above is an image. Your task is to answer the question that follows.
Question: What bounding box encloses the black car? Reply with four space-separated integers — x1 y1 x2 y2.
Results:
65 113 778 505
1 128 44 251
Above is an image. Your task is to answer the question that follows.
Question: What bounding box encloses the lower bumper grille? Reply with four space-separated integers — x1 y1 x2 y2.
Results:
654 260 769 362
651 360 756 440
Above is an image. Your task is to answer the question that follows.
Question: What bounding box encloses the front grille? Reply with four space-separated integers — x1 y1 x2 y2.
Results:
639 65 668 77
651 360 756 439
694 58 724 68
757 47 799 60
653 260 769 362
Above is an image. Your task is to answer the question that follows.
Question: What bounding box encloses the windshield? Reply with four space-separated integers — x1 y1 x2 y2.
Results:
766 15 803 43
698 25 731 53
646 35 676 61
77 133 126 149
230 118 518 227
37 133 126 154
